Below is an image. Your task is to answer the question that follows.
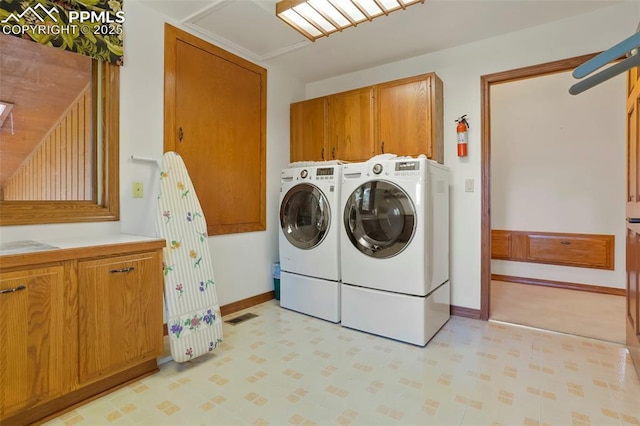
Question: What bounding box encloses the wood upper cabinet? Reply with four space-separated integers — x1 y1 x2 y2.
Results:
376 73 443 163
327 87 375 162
78 252 163 384
0 266 71 418
165 24 267 236
290 97 327 162
289 73 444 164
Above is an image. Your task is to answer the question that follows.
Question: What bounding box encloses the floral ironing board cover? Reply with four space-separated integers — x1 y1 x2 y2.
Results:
156 151 223 362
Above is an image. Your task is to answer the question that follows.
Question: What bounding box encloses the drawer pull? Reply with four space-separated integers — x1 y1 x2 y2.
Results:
560 241 571 245
0 285 26 295
110 267 135 274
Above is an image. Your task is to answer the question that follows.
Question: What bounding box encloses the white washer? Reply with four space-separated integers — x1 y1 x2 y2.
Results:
340 157 450 345
279 164 341 322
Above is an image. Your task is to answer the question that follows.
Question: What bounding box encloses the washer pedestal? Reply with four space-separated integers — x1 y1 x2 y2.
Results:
341 281 450 346
280 271 340 323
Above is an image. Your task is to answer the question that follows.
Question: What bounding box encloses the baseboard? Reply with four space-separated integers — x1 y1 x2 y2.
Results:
451 305 481 319
163 291 276 336
491 274 626 297
220 291 276 316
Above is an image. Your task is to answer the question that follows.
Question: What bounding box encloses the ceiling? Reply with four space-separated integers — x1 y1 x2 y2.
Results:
142 0 623 83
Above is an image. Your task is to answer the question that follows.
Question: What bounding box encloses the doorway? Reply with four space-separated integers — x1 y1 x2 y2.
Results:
480 54 626 342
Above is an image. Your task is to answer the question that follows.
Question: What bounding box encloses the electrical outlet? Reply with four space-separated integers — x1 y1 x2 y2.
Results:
132 182 144 198
465 179 474 193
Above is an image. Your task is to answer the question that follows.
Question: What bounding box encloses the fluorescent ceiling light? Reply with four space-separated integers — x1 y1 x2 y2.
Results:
0 101 13 128
276 0 424 41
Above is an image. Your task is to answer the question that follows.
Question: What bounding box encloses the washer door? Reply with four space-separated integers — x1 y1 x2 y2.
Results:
280 183 331 250
344 180 416 258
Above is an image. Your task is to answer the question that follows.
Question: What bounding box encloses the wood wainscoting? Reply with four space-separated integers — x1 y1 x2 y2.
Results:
491 229 614 270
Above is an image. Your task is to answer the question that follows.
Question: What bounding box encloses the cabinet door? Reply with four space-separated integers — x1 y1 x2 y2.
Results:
78 252 163 384
166 25 267 236
328 87 375 162
0 266 69 417
628 78 640 220
290 97 327 162
376 74 444 163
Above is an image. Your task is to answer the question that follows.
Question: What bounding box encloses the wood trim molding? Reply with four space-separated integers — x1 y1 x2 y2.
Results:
479 52 601 321
492 274 626 297
451 305 481 320
220 291 276 316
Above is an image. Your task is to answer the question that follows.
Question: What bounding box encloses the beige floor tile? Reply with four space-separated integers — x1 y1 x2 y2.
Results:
44 300 640 426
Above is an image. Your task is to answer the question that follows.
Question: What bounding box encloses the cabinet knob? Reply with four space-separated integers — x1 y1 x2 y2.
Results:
110 267 136 273
560 241 571 245
321 147 325 161
331 147 336 160
178 127 184 142
0 285 26 295
381 141 385 154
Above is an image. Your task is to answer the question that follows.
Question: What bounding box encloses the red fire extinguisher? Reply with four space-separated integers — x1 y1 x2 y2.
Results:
456 115 469 157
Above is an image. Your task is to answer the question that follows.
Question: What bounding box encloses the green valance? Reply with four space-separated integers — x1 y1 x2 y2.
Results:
0 0 124 65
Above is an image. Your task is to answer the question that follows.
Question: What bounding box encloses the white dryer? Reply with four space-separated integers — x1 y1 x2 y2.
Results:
340 157 450 345
279 164 341 322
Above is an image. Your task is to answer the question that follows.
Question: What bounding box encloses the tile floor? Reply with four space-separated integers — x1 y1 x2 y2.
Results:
46 300 640 425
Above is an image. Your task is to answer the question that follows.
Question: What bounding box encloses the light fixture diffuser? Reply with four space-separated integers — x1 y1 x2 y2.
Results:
276 0 424 41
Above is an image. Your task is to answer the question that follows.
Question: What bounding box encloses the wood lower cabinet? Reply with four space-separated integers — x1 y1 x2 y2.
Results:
627 226 640 376
0 237 165 426
78 252 163 384
290 73 443 164
0 266 72 418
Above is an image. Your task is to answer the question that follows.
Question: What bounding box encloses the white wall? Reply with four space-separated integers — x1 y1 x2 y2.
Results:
2 2 636 310
305 2 638 309
0 1 303 306
118 1 302 305
491 71 626 288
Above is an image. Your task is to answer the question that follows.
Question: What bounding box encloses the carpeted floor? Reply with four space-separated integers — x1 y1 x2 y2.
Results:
490 280 626 344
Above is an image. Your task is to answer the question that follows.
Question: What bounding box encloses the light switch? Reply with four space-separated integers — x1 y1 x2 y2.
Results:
132 182 144 198
465 179 474 193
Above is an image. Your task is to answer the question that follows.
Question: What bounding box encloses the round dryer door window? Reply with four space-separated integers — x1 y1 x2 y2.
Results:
344 180 416 258
280 183 331 250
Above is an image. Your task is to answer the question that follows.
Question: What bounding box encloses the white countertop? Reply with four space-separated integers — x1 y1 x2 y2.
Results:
0 234 163 255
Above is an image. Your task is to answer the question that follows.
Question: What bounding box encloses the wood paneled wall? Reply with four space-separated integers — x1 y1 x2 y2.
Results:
2 84 93 201
491 229 615 270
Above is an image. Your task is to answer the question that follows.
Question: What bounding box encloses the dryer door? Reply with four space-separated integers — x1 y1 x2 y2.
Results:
280 183 331 250
344 180 416 258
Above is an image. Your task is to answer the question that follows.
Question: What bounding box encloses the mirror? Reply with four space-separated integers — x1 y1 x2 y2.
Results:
0 34 119 225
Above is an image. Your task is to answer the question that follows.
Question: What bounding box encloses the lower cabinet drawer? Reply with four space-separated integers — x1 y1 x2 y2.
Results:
527 234 614 269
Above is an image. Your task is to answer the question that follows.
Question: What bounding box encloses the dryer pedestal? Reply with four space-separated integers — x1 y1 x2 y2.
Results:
341 281 450 346
280 271 340 323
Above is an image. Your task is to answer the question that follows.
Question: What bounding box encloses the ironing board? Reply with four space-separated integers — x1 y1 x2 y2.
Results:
156 151 223 362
